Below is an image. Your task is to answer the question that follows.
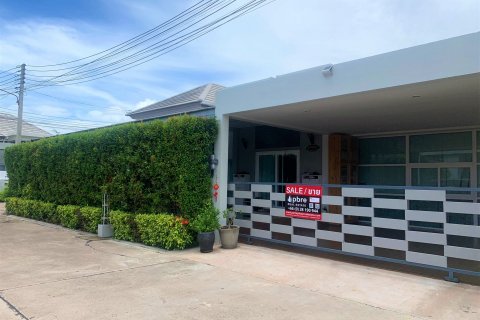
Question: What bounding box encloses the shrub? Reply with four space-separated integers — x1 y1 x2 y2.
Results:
190 201 220 233
5 197 21 216
30 200 57 223
5 116 217 219
5 197 56 222
135 214 193 250
110 210 137 242
57 205 81 229
0 186 10 202
79 206 102 233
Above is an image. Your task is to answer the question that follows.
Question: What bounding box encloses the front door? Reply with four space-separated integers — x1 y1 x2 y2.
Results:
256 150 300 183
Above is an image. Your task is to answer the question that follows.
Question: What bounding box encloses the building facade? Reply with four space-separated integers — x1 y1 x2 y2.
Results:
213 33 480 279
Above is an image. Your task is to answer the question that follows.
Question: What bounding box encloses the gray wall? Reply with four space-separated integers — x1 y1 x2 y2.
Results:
229 127 322 182
300 133 322 175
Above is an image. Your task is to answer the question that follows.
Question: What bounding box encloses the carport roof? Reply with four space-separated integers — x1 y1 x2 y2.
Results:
218 32 480 134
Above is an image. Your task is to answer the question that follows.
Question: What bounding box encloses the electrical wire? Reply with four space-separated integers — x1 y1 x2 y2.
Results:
27 0 214 69
0 67 19 75
0 106 115 126
25 0 274 90
26 0 233 86
0 111 100 130
26 90 108 109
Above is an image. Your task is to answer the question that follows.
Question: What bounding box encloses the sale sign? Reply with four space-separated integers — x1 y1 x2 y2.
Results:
285 185 322 220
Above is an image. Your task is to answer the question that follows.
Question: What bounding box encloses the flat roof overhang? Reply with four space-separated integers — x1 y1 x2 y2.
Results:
219 32 480 135
228 73 480 135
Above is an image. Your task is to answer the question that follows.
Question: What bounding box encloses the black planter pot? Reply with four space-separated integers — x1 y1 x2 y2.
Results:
197 231 215 253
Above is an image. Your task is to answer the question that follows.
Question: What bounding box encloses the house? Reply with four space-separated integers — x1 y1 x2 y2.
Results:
0 112 51 188
126 83 224 121
213 32 480 279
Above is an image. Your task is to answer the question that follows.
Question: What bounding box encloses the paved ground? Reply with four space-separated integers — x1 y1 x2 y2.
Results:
0 207 479 319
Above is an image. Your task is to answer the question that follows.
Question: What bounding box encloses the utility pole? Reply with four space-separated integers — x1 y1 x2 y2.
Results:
15 63 26 144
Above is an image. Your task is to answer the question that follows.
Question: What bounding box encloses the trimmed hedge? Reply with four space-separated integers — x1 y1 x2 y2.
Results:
79 206 103 233
135 214 193 250
5 197 193 250
57 205 81 229
5 116 217 219
110 210 137 242
5 197 56 222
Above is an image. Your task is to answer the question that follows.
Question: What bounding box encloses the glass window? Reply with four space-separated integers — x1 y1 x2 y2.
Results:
258 155 275 183
440 167 470 188
358 166 405 186
410 132 472 163
359 137 405 164
477 165 479 187
412 167 471 188
477 131 480 163
412 168 437 187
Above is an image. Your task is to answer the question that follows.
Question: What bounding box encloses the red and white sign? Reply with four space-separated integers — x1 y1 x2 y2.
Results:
285 184 322 220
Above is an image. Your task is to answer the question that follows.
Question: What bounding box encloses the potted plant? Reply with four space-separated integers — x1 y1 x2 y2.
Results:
219 207 239 249
190 201 220 253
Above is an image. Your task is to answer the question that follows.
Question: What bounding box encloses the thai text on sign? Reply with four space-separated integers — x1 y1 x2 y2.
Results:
285 185 322 220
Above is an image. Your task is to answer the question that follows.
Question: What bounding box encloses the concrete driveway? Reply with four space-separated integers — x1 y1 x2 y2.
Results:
0 208 479 320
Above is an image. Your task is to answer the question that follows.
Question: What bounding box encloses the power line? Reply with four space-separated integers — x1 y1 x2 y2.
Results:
26 0 234 87
26 90 107 109
0 105 116 125
25 0 274 90
0 67 19 75
28 0 213 69
0 111 97 131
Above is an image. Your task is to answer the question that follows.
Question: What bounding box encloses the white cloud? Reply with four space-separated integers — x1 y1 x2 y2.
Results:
131 98 156 112
29 104 70 117
0 0 478 133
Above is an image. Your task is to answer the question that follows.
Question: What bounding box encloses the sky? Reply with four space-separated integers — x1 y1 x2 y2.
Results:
0 0 479 133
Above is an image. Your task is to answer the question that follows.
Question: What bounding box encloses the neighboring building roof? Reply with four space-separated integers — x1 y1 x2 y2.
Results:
126 83 224 120
0 113 51 141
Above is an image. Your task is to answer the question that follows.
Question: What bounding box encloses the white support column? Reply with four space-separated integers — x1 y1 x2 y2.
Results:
214 114 230 225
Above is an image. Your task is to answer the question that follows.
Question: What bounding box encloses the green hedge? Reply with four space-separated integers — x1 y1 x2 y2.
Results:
0 186 9 202
5 197 193 250
5 116 217 219
57 205 81 229
5 197 56 222
79 206 103 233
135 214 193 250
110 210 138 242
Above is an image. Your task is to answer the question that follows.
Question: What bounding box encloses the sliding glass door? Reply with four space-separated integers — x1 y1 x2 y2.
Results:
256 150 300 184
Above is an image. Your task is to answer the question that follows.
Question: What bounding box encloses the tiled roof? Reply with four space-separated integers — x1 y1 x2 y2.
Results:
126 83 224 116
0 113 51 139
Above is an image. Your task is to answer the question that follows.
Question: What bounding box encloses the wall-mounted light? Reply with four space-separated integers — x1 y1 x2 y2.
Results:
322 64 333 77
210 154 219 170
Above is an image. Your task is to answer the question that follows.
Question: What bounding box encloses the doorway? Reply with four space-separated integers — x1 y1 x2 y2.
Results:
255 150 300 183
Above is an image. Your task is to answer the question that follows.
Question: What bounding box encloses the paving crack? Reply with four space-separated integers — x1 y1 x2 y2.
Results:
83 239 140 259
1 259 187 292
0 294 29 320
